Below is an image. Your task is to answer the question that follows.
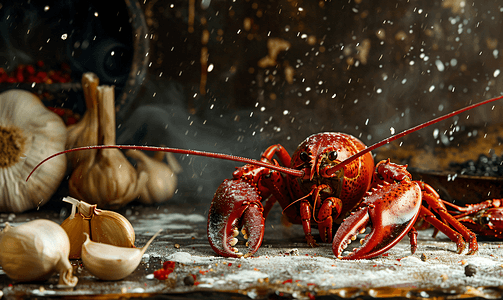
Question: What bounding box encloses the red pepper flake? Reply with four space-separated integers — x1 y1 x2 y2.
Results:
282 279 293 284
396 258 402 262
307 283 316 286
153 260 176 280
307 292 316 300
237 264 241 268
228 263 232 267
382 253 389 257
253 268 259 271
163 261 176 270
373 264 377 267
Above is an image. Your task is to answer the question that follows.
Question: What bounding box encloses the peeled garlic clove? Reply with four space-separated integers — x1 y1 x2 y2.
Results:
81 230 161 281
0 220 78 287
61 197 135 259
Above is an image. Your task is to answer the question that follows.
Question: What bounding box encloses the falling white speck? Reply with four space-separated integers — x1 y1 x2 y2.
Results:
283 110 289 115
365 119 369 125
450 58 457 67
494 69 500 78
390 127 395 135
433 129 439 139
435 60 445 72
305 87 311 92
94 12 99 17
207 64 214 72
44 6 50 11
429 85 435 92
376 88 382 94
438 104 444 111
260 106 266 112
61 34 68 40
401 78 407 84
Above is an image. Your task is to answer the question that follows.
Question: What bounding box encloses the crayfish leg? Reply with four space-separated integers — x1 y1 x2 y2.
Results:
419 206 467 254
422 192 478 255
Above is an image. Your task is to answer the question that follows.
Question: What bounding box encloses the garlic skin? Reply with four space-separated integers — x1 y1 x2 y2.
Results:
0 89 67 213
81 230 161 281
65 73 100 170
0 219 78 287
61 197 135 259
126 150 181 205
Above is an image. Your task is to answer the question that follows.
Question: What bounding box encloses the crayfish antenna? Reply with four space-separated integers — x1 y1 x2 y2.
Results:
333 94 503 175
26 145 304 182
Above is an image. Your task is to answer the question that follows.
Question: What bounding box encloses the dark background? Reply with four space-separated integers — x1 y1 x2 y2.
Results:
126 0 503 205
2 0 503 207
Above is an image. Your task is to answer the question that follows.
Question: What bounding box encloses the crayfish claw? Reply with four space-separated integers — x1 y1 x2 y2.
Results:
207 179 265 258
333 181 422 260
333 207 371 259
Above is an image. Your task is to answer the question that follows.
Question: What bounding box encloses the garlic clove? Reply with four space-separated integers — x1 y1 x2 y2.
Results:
91 207 135 248
0 220 78 287
60 197 135 259
81 229 161 281
61 212 90 259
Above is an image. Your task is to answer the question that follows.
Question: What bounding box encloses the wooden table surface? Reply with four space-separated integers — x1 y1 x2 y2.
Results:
1 199 503 300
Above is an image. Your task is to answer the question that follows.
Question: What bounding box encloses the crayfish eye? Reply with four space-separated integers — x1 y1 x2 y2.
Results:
299 151 309 162
328 150 338 161
481 216 491 225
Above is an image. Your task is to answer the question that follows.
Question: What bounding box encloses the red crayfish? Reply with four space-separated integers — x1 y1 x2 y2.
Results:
441 199 503 239
28 95 503 260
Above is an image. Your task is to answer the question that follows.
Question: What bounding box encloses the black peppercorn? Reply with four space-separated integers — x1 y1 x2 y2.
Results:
464 264 476 276
183 274 195 286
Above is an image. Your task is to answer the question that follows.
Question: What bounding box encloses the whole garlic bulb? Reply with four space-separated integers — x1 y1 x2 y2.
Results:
126 150 182 205
0 89 67 212
68 84 147 208
0 219 78 287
